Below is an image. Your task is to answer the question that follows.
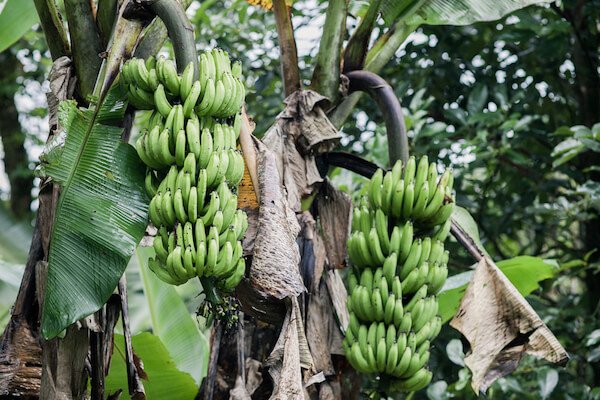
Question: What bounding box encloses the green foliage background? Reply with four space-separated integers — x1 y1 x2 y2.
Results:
0 0 598 398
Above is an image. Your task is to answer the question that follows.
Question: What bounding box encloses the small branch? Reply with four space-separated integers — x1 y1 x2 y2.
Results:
272 0 301 96
450 221 484 262
199 322 223 400
33 0 71 60
236 312 245 383
310 0 349 102
144 0 198 77
119 277 146 399
134 0 194 60
96 0 119 47
64 0 104 101
90 309 106 400
343 0 383 72
328 22 412 129
345 70 409 165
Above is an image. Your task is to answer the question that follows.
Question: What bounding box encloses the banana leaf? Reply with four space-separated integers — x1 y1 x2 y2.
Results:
0 206 32 331
138 247 209 384
0 0 38 52
105 332 198 400
40 85 149 339
381 0 552 27
438 256 557 323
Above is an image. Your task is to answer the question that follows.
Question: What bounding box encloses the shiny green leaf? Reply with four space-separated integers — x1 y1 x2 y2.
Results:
0 0 39 52
138 247 209 384
40 86 149 339
105 333 198 400
381 0 552 26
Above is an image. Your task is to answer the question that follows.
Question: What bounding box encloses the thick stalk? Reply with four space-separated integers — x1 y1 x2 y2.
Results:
64 0 103 101
134 0 194 60
272 0 301 96
328 23 412 129
343 0 383 72
310 0 348 102
345 70 408 165
33 0 71 60
96 0 119 47
145 0 198 77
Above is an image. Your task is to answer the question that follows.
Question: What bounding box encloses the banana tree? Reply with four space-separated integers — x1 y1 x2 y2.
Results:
0 0 569 398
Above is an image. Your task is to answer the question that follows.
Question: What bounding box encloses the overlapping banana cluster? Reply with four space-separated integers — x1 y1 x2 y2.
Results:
343 156 455 392
121 49 248 293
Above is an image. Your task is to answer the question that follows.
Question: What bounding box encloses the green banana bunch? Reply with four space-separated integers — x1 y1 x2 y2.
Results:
121 49 246 119
123 49 248 296
343 156 455 393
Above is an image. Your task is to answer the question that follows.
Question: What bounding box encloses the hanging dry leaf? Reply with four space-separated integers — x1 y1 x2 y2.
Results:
229 376 252 400
250 137 305 299
262 90 341 212
46 56 76 134
266 298 315 400
450 257 569 393
325 270 349 335
316 180 351 269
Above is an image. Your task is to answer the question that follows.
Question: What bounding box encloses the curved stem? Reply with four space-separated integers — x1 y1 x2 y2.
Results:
321 151 379 177
134 0 194 60
328 22 412 129
145 0 198 78
345 70 408 165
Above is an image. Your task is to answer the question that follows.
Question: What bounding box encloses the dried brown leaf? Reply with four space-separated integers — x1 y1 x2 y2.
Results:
262 90 341 212
450 258 569 393
250 137 305 299
266 298 314 400
316 180 351 269
229 376 252 400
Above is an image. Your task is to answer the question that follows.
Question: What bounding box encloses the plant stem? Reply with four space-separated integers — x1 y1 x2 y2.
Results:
272 0 301 97
145 0 198 78
134 0 194 60
91 3 146 105
64 0 103 102
343 0 382 72
310 0 349 103
33 0 71 60
345 70 408 165
96 0 118 47
328 22 413 129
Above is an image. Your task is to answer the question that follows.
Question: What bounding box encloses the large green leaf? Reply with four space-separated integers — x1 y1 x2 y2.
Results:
381 0 552 27
438 256 557 323
138 248 209 384
105 333 198 400
0 206 32 331
0 0 39 52
40 87 149 339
